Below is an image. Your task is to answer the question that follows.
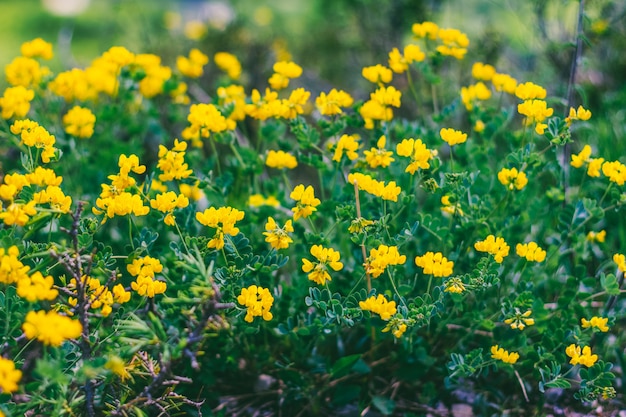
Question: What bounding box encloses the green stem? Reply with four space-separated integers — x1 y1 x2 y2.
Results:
387 268 408 309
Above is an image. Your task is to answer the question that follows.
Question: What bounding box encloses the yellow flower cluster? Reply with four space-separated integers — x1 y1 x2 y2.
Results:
359 85 402 129
217 84 246 121
0 356 22 394
514 82 553 134
411 21 469 59
348 217 374 234
504 309 535 330
365 245 406 278
196 206 245 249
471 62 496 81
570 145 604 178
444 277 466 294
150 191 189 226
460 82 491 111
586 230 606 243
388 44 425 73
263 217 294 250
245 87 310 121
474 235 510 263
441 196 464 217
414 252 454 277
0 246 29 285
157 139 193 181
21 37 54 59
93 154 150 222
497 167 528 190
214 52 242 80
581 316 609 332
315 88 354 116
491 345 519 364
515 242 546 262
565 105 592 125
348 172 401 202
16 271 58 302
63 105 96 139
176 48 209 78
22 310 82 347
248 194 280 208
362 64 393 85
302 245 343 285
5 56 49 88
133 53 173 98
290 184 321 220
128 256 166 298
359 294 397 320
266 150 298 169
601 160 626 186
364 135 395 168
613 253 626 273
182 103 236 145
332 134 360 162
69 276 130 316
237 285 274 322
396 138 433 174
439 128 467 146
566 344 598 367
10 119 57 163
269 61 303 90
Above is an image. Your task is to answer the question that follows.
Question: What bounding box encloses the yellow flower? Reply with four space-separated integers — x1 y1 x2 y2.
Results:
268 61 303 90
248 194 280 208
365 244 406 278
412 21 439 39
0 246 30 285
348 217 374 234
441 195 464 217
460 82 491 110
491 73 517 94
196 206 245 250
471 62 496 81
395 138 433 174
359 294 397 320
22 310 82 347
504 309 535 330
5 56 48 88
581 316 609 332
10 119 57 163
515 241 546 262
586 230 606 243
237 285 274 322
612 253 625 272
184 103 235 140
302 245 343 285
263 217 294 250
497 167 528 190
565 344 598 367
0 85 35 119
0 357 22 394
16 271 58 302
475 235 510 263
333 134 360 162
444 277 466 294
362 64 393 84
440 128 467 146
601 160 626 186
176 48 209 78
414 252 454 277
565 105 592 125
21 37 54 59
348 172 401 202
128 256 166 298
515 82 547 100
150 191 189 226
214 52 242 80
0 201 37 226
157 139 193 181
63 106 96 139
315 89 354 116
290 184 321 220
266 150 298 169
364 135 395 168
112 283 131 303
491 345 519 364
517 99 553 134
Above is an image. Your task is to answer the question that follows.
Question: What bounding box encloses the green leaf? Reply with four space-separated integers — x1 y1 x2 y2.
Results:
330 354 361 378
600 273 621 296
372 395 395 415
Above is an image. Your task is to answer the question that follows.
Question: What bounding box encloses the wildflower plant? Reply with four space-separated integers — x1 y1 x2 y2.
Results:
0 20 624 417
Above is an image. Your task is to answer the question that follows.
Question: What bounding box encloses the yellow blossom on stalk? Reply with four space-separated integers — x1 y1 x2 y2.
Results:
471 62 496 81
348 217 374 234
268 61 303 90
16 270 58 302
133 53 172 98
183 103 235 141
184 20 207 40
49 68 95 102
0 85 35 119
570 144 592 169
33 186 72 213
444 277 466 294
105 355 132 381
5 56 48 88
412 21 439 39
217 84 247 121
248 194 280 208
150 191 189 226
566 344 598 367
0 201 37 226
415 252 454 277
214 52 242 80
586 230 606 243
128 256 166 298
63 106 96 139
237 285 274 322
396 138 433 174
504 308 535 330
359 294 397 320
301 245 343 285
441 195 464 217
364 135 395 168
25 167 62 187
491 73 518 94
176 48 209 78
283 88 310 119
112 283 131 303
436 27 469 59
0 246 30 284
21 38 54 59
179 182 204 202
613 253 626 273
348 172 401 202
498 167 528 190
581 316 609 332
22 310 82 347
266 150 298 169
474 120 485 133
440 128 467 146
565 105 592 125
372 85 402 107
388 47 420 73
517 99 554 134
315 89 354 116
0 357 22 394
475 235 510 263
196 206 245 249
93 192 150 222
515 82 547 100
365 244 406 278
491 345 519 364
263 217 294 250
10 119 57 163
460 82 491 110
362 64 393 84
157 139 192 181
515 241 546 262
67 275 117 316
290 184 321 220
333 134 360 162
601 160 626 186
383 321 408 338
359 85 402 129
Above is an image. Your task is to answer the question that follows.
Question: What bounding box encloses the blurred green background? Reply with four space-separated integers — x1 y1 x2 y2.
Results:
1 0 625 154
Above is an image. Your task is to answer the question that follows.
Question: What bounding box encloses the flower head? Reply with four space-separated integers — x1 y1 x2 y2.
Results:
238 285 274 322
491 345 519 364
263 217 294 250
475 235 510 263
302 245 343 285
290 184 321 220
581 316 609 332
